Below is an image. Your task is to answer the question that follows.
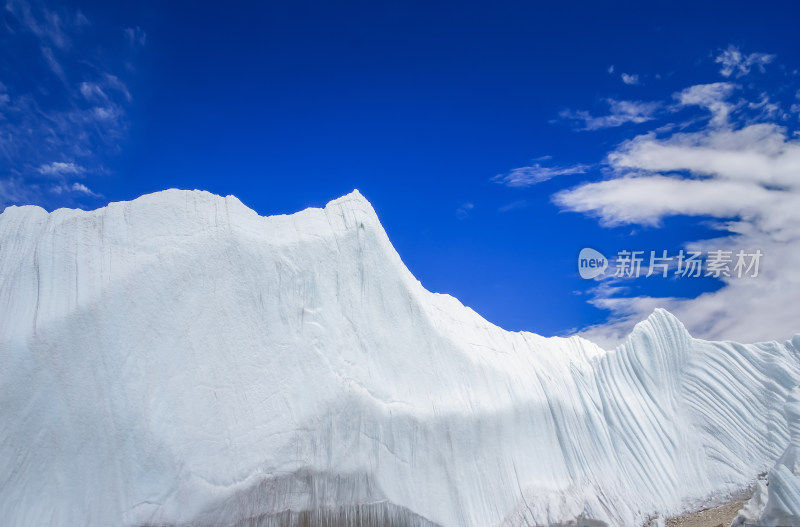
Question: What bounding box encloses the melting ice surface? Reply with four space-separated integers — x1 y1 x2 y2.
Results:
1 189 800 527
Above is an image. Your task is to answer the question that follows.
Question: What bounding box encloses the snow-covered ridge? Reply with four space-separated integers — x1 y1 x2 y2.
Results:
1 189 799 527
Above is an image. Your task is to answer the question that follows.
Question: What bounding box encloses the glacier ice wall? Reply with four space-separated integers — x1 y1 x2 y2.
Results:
0 189 799 527
733 386 800 527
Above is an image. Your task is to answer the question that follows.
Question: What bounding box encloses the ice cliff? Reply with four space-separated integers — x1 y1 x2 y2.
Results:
1 189 799 527
733 386 800 527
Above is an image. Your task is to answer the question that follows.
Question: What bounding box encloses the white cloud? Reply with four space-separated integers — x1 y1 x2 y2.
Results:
40 46 66 84
608 124 800 190
5 0 69 49
555 172 799 244
38 161 84 176
507 49 800 345
578 233 799 348
124 26 147 47
92 105 121 121
561 99 661 130
103 74 131 102
75 11 90 28
71 182 99 196
674 82 737 126
0 176 38 209
621 73 639 85
456 202 474 219
494 163 590 187
607 65 615 74
80 75 130 105
0 1 137 210
498 199 528 212
746 93 780 121
715 45 775 78
554 111 800 345
79 82 107 102
48 181 100 197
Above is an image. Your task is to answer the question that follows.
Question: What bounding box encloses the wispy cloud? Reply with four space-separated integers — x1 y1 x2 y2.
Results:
674 82 737 127
560 99 661 131
498 200 528 212
715 45 775 78
606 124 800 190
497 44 799 345
456 202 474 219
621 73 640 85
124 26 147 47
0 0 141 210
38 161 84 176
71 182 99 196
551 59 800 346
0 176 38 206
49 181 100 197
4 0 71 48
493 162 590 187
40 46 67 84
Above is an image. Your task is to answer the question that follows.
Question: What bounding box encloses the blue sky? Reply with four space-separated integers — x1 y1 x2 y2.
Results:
2 0 800 345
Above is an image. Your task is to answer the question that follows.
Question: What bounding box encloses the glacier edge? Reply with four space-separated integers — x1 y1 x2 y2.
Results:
0 189 799 527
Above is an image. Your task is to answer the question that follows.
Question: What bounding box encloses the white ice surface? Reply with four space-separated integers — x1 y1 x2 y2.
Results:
1 189 799 527
734 387 800 527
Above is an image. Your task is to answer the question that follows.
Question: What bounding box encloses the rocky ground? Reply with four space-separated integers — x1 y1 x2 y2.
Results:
666 500 746 527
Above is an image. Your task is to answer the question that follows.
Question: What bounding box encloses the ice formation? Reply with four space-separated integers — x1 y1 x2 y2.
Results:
733 386 800 527
1 189 799 527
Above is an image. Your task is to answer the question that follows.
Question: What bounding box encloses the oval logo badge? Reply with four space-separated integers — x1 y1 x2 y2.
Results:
578 248 608 279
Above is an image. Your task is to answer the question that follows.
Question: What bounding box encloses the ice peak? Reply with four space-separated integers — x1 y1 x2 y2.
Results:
322 189 383 230
639 308 687 333
335 188 367 202
621 307 693 354
324 188 375 212
647 307 684 326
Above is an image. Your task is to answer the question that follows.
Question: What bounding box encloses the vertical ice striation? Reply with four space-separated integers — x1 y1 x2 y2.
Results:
733 372 800 527
0 189 799 527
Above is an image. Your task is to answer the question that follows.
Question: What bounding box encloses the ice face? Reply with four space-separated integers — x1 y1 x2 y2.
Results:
1 189 799 527
733 386 800 527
